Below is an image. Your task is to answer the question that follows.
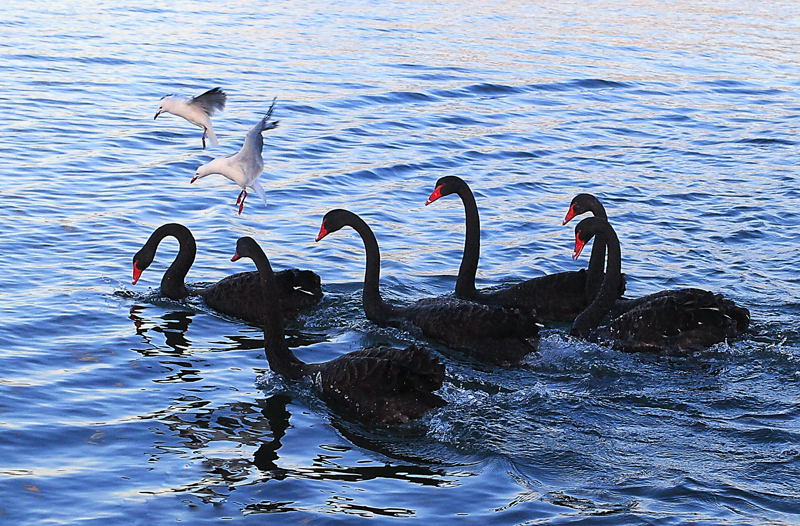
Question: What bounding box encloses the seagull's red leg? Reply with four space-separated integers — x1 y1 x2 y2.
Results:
238 190 248 215
236 188 245 204
201 127 207 149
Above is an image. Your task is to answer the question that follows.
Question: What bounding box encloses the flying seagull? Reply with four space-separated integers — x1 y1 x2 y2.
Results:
154 87 227 148
192 98 279 215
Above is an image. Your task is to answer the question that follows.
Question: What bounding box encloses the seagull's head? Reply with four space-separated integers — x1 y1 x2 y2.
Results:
154 95 175 119
191 161 215 183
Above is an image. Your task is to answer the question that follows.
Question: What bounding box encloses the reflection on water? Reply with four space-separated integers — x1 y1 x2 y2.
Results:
129 305 195 354
252 394 292 476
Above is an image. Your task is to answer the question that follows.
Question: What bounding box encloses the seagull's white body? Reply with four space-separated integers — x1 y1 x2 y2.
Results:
192 99 279 214
155 87 227 148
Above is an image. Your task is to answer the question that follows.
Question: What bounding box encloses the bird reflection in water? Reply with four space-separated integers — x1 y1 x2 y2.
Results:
251 393 451 486
225 327 329 353
129 305 194 355
252 393 292 478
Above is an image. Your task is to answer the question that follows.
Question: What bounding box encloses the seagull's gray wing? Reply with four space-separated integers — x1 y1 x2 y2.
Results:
190 87 227 116
238 98 279 159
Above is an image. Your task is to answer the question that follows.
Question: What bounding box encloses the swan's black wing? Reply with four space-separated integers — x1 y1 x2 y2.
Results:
478 269 627 323
201 268 323 323
313 344 446 425
596 288 750 353
477 270 587 322
398 297 540 366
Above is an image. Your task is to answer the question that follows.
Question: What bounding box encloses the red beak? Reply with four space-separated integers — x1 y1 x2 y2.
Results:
132 261 143 285
425 184 444 206
190 176 198 184
573 233 586 260
563 204 576 225
315 223 329 242
231 252 241 262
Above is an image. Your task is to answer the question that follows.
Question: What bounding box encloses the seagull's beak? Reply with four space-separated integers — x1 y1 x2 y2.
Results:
190 175 198 184
154 110 162 120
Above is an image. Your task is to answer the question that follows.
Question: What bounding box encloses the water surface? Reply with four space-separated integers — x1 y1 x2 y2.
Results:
1 1 799 523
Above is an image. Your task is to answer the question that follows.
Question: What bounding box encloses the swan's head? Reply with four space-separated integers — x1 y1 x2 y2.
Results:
316 209 358 242
564 193 604 225
231 237 276 277
231 236 260 263
426 175 466 205
131 248 154 285
573 216 609 260
154 95 177 119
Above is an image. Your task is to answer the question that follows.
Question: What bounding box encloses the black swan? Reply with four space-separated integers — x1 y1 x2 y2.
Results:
231 236 446 425
424 176 623 322
131 223 322 323
315 209 540 366
562 193 617 302
570 216 750 353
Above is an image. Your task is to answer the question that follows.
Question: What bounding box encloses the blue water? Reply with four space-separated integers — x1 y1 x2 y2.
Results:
1 0 799 523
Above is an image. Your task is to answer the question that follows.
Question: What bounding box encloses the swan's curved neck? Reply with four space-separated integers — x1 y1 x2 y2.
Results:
584 203 609 301
345 214 394 324
571 221 621 338
148 224 196 299
454 184 480 298
249 247 305 379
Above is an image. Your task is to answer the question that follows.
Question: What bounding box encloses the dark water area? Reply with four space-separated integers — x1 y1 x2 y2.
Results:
1 1 799 523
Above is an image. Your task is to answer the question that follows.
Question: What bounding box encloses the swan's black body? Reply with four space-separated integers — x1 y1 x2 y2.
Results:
570 217 750 353
425 177 623 322
132 224 322 323
232 236 446 425
316 209 540 366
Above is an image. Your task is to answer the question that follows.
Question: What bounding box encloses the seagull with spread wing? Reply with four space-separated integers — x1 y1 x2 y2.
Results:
191 98 279 215
154 87 227 148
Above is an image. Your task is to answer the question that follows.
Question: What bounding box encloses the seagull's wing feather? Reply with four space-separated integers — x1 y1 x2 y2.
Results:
191 87 227 116
238 98 279 159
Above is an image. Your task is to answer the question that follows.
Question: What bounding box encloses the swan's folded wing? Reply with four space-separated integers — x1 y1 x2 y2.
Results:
400 298 541 365
407 297 540 340
482 269 587 322
201 268 322 323
315 345 446 424
601 288 746 353
320 345 444 395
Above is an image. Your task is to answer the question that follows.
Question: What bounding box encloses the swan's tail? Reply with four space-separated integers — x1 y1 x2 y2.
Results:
205 125 219 147
250 180 268 206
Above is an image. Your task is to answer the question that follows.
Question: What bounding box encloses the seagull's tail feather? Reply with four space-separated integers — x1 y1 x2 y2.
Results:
250 180 268 206
206 125 219 147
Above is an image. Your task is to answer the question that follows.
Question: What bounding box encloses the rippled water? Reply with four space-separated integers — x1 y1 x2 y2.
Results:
1 0 799 523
